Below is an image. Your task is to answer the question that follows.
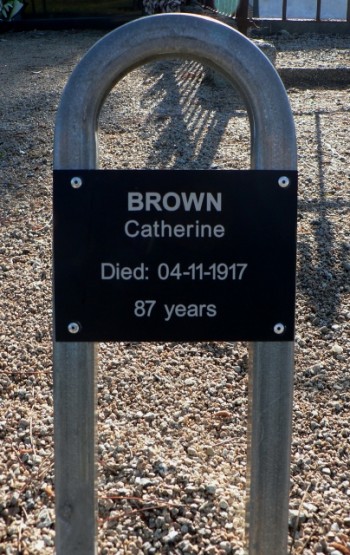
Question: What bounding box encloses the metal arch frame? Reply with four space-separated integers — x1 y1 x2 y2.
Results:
53 13 297 555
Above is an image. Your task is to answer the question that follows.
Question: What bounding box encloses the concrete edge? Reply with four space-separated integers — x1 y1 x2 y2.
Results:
278 66 350 86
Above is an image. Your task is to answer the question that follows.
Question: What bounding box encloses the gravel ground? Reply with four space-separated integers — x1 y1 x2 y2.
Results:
0 24 349 555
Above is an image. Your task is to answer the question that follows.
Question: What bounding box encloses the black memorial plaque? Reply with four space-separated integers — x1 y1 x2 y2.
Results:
53 170 297 342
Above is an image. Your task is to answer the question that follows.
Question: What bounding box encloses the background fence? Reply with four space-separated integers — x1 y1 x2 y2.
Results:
256 0 349 20
221 0 350 34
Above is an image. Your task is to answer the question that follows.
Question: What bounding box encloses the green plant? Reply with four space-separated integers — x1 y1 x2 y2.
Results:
0 0 24 20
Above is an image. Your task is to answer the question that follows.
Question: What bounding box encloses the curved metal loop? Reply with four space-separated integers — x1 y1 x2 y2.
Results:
53 15 297 555
54 13 296 172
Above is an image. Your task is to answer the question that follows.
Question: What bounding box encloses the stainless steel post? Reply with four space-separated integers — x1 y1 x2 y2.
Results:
247 342 295 554
53 343 97 554
54 47 98 555
53 13 297 555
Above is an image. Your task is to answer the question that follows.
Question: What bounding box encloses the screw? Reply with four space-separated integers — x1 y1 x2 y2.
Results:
278 176 290 188
70 176 82 189
273 323 285 335
68 322 80 334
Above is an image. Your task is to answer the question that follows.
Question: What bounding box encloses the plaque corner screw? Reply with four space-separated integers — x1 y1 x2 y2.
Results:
273 323 286 335
70 176 82 189
68 322 80 334
278 176 290 188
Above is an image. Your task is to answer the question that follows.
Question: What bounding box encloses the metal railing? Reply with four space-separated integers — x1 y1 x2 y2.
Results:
222 0 350 34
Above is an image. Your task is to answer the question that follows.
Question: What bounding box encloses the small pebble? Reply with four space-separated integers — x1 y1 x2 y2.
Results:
163 529 180 543
322 467 331 475
331 344 343 354
206 484 217 495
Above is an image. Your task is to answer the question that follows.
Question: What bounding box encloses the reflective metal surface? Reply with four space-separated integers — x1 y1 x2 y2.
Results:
53 14 297 555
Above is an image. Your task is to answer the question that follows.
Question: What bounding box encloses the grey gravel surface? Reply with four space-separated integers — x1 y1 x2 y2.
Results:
0 27 349 555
